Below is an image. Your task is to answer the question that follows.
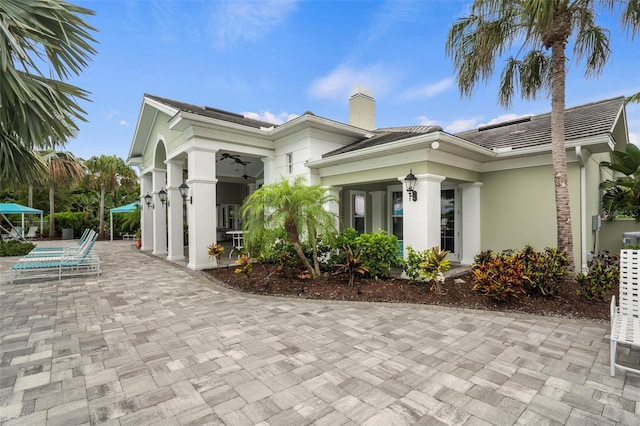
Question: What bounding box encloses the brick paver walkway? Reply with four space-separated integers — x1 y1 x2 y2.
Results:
1 240 639 425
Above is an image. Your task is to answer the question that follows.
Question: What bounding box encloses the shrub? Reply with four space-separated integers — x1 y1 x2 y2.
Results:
0 240 36 257
333 246 368 287
402 246 451 292
235 254 252 277
403 246 429 281
521 245 570 297
472 251 526 302
576 251 620 301
354 230 399 279
207 243 224 259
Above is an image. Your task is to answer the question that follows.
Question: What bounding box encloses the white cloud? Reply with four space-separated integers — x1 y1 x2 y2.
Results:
210 0 297 49
416 116 439 126
630 131 639 146
243 111 298 125
400 78 454 100
308 63 397 101
445 118 481 133
119 120 130 126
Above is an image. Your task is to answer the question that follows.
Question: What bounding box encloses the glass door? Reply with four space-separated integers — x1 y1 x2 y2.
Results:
441 187 459 260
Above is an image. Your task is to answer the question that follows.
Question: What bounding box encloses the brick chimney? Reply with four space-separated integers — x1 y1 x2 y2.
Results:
349 85 375 131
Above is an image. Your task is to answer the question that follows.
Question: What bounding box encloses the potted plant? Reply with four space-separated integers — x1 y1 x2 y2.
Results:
135 229 141 249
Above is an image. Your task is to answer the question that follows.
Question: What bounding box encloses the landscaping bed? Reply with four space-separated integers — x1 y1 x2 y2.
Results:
205 265 615 321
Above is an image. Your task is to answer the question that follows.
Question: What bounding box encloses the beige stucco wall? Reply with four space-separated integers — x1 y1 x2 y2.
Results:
600 219 640 253
480 163 582 263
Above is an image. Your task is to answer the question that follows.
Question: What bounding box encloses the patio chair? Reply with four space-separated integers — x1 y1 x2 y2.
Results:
2 227 23 241
10 236 101 283
610 249 640 377
24 226 38 240
22 231 97 260
28 229 92 252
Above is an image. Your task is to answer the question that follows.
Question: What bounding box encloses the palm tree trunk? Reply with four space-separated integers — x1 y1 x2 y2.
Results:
285 218 317 279
99 187 106 238
48 185 55 238
550 39 575 271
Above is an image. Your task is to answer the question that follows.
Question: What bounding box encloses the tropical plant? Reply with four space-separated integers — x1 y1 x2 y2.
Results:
0 0 96 185
83 155 137 237
420 246 452 293
40 150 84 237
355 231 399 279
235 254 253 277
601 144 640 220
333 246 368 289
207 243 225 260
241 177 337 279
446 0 640 271
576 251 619 300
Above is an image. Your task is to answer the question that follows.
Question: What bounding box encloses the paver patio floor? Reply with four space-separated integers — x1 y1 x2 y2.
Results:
1 240 639 425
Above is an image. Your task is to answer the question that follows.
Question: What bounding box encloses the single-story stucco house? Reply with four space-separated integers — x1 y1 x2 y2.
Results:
127 88 632 271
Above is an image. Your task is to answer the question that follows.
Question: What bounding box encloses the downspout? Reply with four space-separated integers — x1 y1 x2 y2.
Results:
576 146 588 273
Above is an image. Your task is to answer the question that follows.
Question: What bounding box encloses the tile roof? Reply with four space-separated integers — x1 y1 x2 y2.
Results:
323 126 442 157
454 96 624 150
145 94 278 130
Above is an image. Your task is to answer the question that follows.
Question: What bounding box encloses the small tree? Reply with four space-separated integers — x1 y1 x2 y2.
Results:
601 144 640 220
241 177 337 279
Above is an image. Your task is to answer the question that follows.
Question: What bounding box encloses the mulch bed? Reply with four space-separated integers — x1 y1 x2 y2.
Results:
205 264 615 322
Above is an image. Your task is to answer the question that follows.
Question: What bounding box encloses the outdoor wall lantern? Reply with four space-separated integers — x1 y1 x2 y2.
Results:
405 169 418 202
179 182 191 204
143 193 154 209
158 189 168 207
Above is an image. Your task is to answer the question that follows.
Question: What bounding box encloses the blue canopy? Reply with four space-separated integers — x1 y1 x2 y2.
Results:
110 202 138 213
0 203 44 238
0 203 43 214
109 202 139 240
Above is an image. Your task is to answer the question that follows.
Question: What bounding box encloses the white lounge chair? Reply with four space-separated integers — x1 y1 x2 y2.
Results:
10 234 100 283
24 226 38 240
610 249 640 377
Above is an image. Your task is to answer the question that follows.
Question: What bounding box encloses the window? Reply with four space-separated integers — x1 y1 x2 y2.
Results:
351 191 366 234
286 152 293 174
391 191 403 241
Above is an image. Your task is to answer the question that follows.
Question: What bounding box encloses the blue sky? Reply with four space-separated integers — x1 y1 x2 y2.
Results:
67 0 640 161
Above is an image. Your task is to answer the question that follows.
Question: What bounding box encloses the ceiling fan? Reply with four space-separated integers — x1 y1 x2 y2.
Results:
218 152 250 166
242 163 253 180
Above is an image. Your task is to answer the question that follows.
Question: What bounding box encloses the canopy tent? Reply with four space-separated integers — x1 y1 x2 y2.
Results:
109 202 139 241
0 203 44 238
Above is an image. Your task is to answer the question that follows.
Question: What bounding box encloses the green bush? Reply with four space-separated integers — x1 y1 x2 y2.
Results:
354 230 399 279
472 250 527 302
0 240 35 257
403 246 429 281
576 251 620 300
521 245 570 297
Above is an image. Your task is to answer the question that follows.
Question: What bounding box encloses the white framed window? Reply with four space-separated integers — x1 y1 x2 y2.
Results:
286 152 293 174
350 190 366 234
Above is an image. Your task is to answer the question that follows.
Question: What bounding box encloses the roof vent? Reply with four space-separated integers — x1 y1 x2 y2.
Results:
479 116 531 131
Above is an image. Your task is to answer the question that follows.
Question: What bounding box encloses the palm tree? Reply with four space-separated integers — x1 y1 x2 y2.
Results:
40 151 84 237
84 155 137 237
0 0 96 186
601 144 640 220
446 0 639 270
241 177 337 279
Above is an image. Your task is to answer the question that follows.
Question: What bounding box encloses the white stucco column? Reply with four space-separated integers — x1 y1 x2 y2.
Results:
370 191 385 232
187 147 218 270
460 182 483 265
166 159 185 261
261 156 274 185
399 173 445 255
325 186 342 231
140 174 154 251
152 168 168 255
